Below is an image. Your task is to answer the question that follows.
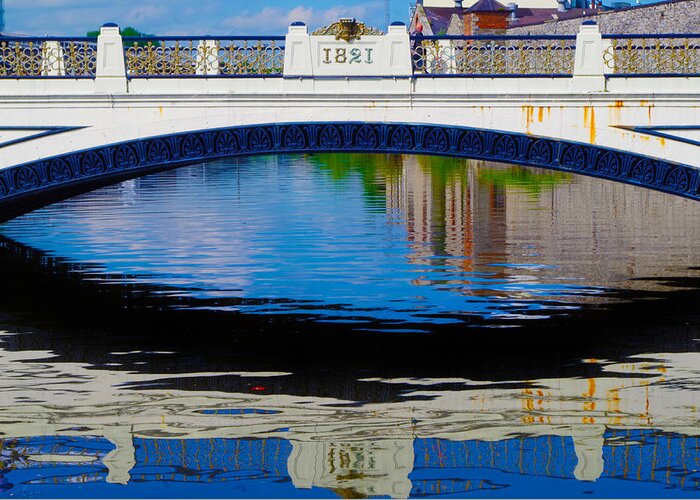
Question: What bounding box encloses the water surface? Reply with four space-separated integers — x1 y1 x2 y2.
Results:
0 154 698 498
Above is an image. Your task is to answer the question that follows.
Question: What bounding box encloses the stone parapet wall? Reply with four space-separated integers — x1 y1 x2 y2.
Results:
508 0 700 35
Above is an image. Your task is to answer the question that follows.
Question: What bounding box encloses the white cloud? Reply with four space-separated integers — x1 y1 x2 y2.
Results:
221 2 383 33
127 6 170 24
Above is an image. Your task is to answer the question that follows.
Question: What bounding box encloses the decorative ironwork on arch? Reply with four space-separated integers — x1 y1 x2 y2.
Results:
0 122 698 219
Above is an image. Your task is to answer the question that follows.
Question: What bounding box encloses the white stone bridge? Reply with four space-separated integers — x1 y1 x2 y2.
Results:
0 20 700 218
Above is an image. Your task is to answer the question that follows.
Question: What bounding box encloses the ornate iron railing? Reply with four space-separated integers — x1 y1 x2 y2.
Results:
602 34 700 76
3 33 700 79
123 36 285 77
0 37 97 78
410 35 577 77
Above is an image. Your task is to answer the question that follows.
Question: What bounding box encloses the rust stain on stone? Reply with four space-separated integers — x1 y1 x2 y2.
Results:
608 100 624 127
523 105 534 134
584 106 596 144
640 100 654 123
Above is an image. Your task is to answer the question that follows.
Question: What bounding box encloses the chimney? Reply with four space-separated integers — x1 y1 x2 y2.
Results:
507 2 518 22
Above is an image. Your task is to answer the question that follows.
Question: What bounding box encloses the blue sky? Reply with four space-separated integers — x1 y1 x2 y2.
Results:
4 0 410 36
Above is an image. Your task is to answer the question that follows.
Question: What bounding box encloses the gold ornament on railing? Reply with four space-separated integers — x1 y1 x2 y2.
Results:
604 37 700 75
0 40 97 77
411 38 575 76
125 39 284 77
64 42 96 77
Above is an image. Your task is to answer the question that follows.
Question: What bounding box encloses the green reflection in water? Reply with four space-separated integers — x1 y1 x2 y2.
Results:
478 165 573 196
311 153 572 203
308 153 404 210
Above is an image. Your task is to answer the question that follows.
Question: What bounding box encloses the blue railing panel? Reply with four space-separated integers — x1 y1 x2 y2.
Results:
123 37 285 78
0 37 97 78
410 35 576 77
602 35 700 76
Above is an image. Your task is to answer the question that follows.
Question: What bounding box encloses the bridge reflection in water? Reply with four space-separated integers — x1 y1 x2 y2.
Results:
0 348 699 498
0 154 699 497
3 432 700 497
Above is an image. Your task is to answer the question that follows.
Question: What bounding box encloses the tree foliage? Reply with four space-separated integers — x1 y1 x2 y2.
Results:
87 26 153 37
86 26 159 46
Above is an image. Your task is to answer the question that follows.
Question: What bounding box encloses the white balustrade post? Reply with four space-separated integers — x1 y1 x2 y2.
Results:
95 23 127 93
446 41 457 75
426 48 436 75
572 21 606 92
385 22 413 76
42 40 65 76
283 22 313 77
197 39 219 76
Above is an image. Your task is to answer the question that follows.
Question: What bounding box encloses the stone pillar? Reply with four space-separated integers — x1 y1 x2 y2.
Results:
95 23 127 93
283 22 313 77
197 40 219 76
386 22 413 77
42 40 65 76
572 21 605 92
284 21 412 78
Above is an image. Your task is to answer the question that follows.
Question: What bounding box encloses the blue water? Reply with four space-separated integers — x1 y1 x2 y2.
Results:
1 154 700 498
0 154 654 328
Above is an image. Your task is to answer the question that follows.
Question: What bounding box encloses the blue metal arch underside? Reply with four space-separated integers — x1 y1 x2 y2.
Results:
0 122 698 219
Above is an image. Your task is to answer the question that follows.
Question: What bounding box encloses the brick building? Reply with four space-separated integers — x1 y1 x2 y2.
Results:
464 0 510 35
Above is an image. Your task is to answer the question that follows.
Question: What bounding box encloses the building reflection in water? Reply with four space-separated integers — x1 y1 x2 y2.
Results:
383 156 509 296
0 154 699 497
372 153 699 302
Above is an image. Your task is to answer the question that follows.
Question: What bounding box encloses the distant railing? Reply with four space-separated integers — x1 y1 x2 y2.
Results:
410 35 577 77
0 37 97 78
123 37 286 77
602 35 700 76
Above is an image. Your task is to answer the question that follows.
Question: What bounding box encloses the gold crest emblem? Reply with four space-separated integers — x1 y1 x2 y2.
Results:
312 18 384 42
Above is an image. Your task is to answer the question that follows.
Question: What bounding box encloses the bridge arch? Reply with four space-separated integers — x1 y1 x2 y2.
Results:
1 122 699 220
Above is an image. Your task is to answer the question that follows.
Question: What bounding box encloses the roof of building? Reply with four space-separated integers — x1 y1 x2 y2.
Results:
418 4 605 32
468 0 508 12
419 6 466 34
509 0 700 29
509 7 597 27
414 0 697 34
